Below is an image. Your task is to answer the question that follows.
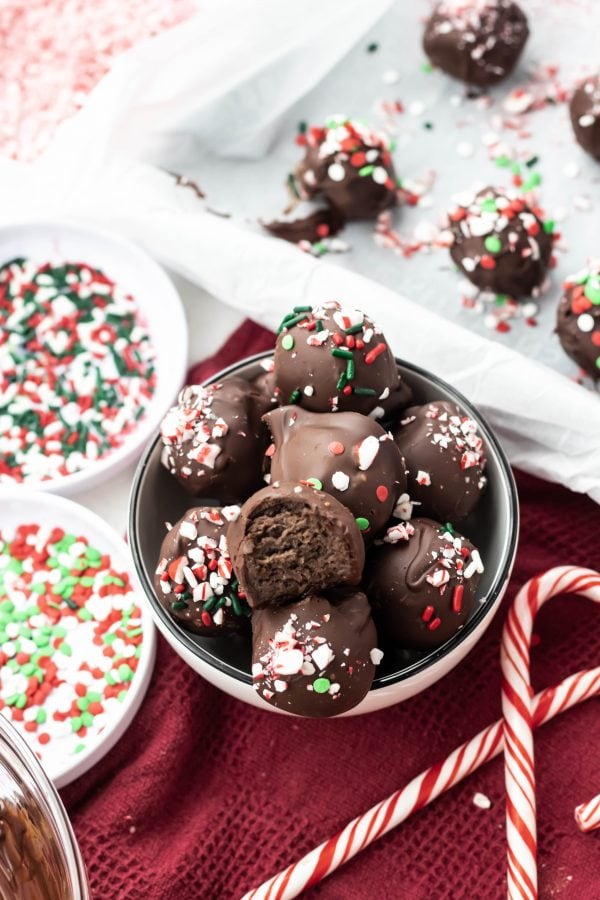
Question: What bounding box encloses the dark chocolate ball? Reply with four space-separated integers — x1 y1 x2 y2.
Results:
265 406 406 539
154 506 250 636
159 376 270 502
226 482 365 609
447 186 553 298
273 301 403 417
423 0 528 87
365 518 484 650
251 591 379 716
570 75 600 161
556 265 600 379
296 115 397 220
392 400 486 523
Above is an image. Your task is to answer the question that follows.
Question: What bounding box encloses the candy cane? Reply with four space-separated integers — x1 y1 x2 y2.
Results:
501 566 600 900
242 663 600 900
574 794 600 833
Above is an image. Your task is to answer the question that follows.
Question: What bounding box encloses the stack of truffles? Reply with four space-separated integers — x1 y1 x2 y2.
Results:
154 303 486 717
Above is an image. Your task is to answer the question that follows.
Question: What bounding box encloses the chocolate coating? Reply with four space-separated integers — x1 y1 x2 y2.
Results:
250 361 278 409
296 116 397 220
423 0 528 87
265 406 406 538
570 75 600 161
154 506 250 636
251 591 379 716
274 301 403 417
393 401 486 523
365 518 484 650
262 205 346 244
226 482 365 609
447 186 553 297
160 376 270 502
556 265 600 380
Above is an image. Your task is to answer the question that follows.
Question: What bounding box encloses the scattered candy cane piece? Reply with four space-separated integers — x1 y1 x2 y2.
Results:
574 794 600 833
242 664 600 900
501 566 600 900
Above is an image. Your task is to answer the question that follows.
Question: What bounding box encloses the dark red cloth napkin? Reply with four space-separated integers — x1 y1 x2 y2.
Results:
62 319 600 900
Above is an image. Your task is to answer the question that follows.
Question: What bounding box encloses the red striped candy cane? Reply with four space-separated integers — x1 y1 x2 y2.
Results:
575 794 600 833
242 663 600 900
501 566 600 900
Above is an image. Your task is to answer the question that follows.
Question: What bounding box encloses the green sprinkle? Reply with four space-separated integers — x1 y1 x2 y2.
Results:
346 359 355 380
443 522 455 535
596 357 600 370
289 389 301 404
358 165 375 177
281 334 295 351
74 743 86 754
366 42 378 53
421 61 433 73
81 711 94 727
202 595 217 613
353 387 377 397
584 279 600 305
171 600 187 611
356 517 370 532
344 323 363 335
58 642 73 656
293 305 312 313
522 172 541 191
313 678 331 694
36 708 47 725
231 595 244 617
331 348 353 359
77 697 90 711
543 220 555 234
306 477 322 490
484 235 502 254
118 663 134 682
495 154 512 168
480 198 497 213
336 372 347 391
71 716 83 733
525 155 539 168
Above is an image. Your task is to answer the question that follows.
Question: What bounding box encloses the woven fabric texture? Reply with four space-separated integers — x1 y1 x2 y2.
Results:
62 319 600 900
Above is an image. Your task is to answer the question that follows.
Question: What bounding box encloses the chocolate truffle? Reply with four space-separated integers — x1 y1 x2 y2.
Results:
226 482 365 609
251 591 379 716
423 0 529 87
274 301 405 417
393 401 486 523
296 115 397 220
160 376 269 502
251 360 278 408
570 75 600 161
265 406 406 538
154 506 250 635
556 264 600 379
447 186 553 298
366 518 484 650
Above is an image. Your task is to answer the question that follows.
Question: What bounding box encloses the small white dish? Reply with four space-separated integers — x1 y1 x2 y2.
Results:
0 487 156 787
0 220 187 496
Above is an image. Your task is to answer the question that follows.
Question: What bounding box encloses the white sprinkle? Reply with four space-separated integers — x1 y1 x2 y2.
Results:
312 643 335 671
382 69 400 85
303 385 314 396
577 313 595 333
563 161 580 179
370 648 384 666
578 114 595 128
456 141 474 158
331 471 350 492
416 470 431 486
179 521 197 541
372 166 389 185
327 163 346 182
356 435 380 471
473 792 492 810
408 100 425 116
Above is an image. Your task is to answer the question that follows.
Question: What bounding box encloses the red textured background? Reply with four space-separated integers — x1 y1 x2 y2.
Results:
61 320 600 900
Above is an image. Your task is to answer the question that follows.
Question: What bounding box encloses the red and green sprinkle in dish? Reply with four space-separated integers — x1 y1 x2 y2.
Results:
0 258 156 483
0 524 144 769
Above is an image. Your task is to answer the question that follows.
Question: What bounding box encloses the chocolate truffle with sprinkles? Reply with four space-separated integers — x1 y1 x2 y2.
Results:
154 505 250 636
365 518 484 650
556 263 600 380
251 591 379 716
570 75 600 161
423 0 529 87
393 401 486 523
226 482 365 609
295 115 397 220
265 406 406 539
160 376 270 502
274 301 407 417
446 186 553 298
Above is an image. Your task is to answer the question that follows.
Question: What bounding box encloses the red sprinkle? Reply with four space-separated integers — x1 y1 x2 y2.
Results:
428 617 442 631
480 255 496 270
364 342 387 365
421 605 434 623
328 441 345 455
375 485 389 503
452 585 464 615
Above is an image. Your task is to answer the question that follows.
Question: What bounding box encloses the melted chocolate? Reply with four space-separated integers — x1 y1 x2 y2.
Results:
265 406 406 539
160 376 270 502
154 506 250 636
365 517 484 649
262 205 346 244
447 185 552 297
423 0 529 87
556 264 600 380
393 400 486 523
570 75 600 161
251 591 379 716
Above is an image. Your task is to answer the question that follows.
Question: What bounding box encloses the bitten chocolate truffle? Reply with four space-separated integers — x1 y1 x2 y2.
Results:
556 264 600 379
365 518 484 650
160 376 270 502
570 75 600 161
274 301 406 417
154 506 250 635
423 0 529 87
226 482 365 609
251 592 379 716
265 406 406 538
393 401 486 523
447 186 553 298
296 115 397 219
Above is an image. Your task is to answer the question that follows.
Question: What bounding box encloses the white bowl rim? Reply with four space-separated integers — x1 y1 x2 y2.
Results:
129 350 519 691
0 485 156 787
0 218 188 495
